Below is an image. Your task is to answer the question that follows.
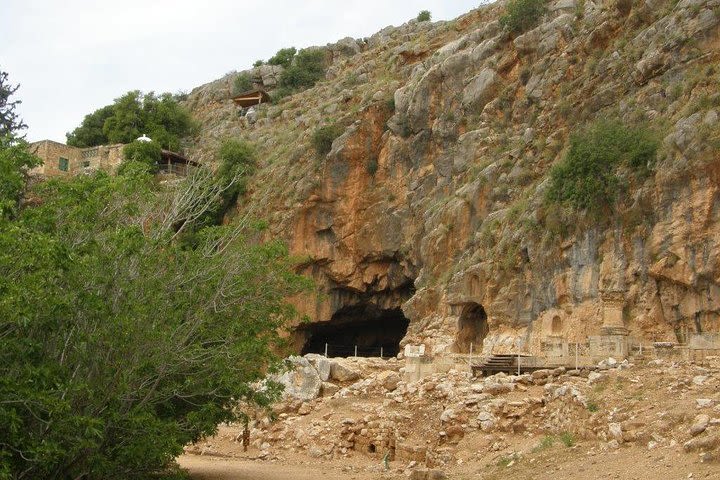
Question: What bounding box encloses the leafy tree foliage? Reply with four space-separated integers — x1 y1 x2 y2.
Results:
267 47 297 69
500 0 547 33
66 91 197 151
119 140 163 175
0 69 27 137
0 70 37 219
416 10 432 22
0 132 308 478
546 119 658 212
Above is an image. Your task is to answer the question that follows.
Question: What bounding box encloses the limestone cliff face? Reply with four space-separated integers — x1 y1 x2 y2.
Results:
184 0 720 356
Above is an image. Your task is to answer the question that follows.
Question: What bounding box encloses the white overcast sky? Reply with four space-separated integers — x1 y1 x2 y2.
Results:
1 1 484 142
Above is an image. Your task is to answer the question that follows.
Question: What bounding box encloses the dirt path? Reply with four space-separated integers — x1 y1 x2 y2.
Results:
177 455 391 480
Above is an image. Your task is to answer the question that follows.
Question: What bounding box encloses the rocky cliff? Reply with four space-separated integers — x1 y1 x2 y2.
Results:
183 0 720 357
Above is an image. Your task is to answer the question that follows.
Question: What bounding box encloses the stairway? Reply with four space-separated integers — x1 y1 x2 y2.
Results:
471 353 537 377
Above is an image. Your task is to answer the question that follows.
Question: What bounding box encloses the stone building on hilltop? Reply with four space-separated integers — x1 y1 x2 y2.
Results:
28 138 198 178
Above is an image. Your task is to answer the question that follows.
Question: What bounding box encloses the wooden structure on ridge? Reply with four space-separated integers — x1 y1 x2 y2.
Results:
231 89 271 108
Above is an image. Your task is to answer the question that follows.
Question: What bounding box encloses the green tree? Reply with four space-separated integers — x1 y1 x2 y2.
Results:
0 69 27 137
267 47 297 68
66 91 196 150
120 140 162 174
66 105 114 147
0 70 38 219
0 154 307 479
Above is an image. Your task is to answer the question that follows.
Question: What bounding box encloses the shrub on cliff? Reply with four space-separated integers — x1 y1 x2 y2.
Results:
233 73 254 95
312 124 344 156
545 119 659 212
417 10 431 22
500 0 547 33
278 48 327 90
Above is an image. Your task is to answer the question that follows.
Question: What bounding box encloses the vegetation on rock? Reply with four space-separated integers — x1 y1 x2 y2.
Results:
545 119 659 213
500 0 547 33
312 124 344 156
268 47 297 69
66 91 197 151
416 10 432 22
233 73 254 95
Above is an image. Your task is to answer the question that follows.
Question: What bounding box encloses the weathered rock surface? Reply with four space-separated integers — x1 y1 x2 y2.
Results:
183 0 720 357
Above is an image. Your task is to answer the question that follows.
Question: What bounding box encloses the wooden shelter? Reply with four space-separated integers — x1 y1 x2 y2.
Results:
158 150 199 177
231 89 271 108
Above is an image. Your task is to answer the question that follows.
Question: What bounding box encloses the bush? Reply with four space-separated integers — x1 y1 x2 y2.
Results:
121 140 162 174
545 119 658 212
233 73 254 95
500 0 547 33
253 60 264 67
312 124 344 156
278 48 327 90
268 47 297 69
417 10 431 22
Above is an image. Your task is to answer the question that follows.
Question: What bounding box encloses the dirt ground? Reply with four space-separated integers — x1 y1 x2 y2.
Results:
177 454 384 480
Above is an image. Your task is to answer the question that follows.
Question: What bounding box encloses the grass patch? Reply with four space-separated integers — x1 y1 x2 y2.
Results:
559 432 575 447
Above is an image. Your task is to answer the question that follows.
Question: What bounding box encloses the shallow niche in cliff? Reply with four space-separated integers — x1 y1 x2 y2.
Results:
454 302 489 353
297 304 410 358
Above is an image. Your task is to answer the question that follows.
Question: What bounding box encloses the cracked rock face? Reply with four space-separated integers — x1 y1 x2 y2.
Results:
184 0 720 355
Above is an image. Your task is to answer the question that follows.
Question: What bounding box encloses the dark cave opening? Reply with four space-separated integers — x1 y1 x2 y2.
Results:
455 302 489 353
298 304 410 358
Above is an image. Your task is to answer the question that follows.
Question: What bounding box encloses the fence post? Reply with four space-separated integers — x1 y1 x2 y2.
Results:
325 343 328 358
354 345 358 357
575 343 578 370
469 343 473 366
517 353 521 376
380 347 383 359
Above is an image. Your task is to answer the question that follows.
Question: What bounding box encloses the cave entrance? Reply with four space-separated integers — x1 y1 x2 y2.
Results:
299 305 410 358
455 302 489 353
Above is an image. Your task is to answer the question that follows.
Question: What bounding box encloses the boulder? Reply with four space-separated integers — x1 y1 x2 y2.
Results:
462 68 501 112
330 361 360 382
305 353 331 381
321 382 339 397
377 370 401 391
274 356 322 401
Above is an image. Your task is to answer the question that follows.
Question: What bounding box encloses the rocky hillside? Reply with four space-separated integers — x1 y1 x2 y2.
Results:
182 0 720 355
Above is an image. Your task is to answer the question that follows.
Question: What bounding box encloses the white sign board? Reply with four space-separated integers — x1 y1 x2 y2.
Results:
404 344 426 358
